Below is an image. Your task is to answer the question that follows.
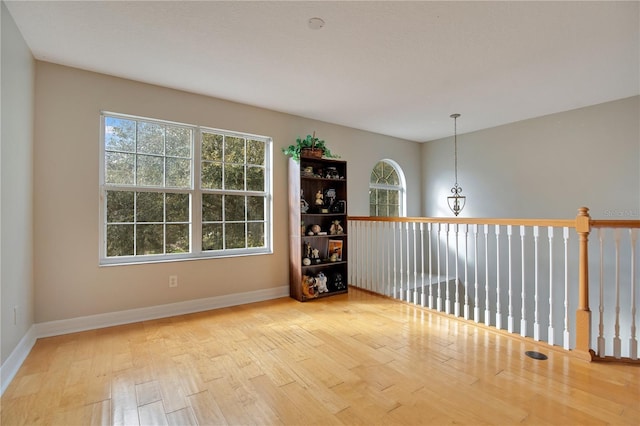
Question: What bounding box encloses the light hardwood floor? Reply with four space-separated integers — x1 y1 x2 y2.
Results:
1 288 638 425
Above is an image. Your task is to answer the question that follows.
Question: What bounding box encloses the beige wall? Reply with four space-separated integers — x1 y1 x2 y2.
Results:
33 61 422 323
421 96 640 219
1 2 35 364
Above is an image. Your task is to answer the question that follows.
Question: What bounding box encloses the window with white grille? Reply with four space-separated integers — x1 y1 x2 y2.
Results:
100 112 272 265
369 159 406 217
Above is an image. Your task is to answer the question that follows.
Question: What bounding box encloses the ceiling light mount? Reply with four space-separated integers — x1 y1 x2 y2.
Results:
308 17 325 30
447 113 466 216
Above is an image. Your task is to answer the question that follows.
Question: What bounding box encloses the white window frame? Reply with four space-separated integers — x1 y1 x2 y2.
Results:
369 159 406 217
99 111 273 265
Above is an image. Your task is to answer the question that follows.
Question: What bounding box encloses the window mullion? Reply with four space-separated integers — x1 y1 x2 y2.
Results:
192 128 202 254
163 192 167 255
133 191 138 256
134 121 138 186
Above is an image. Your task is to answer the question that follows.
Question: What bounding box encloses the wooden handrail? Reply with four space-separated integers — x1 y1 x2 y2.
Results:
349 217 640 229
591 220 640 229
348 215 576 228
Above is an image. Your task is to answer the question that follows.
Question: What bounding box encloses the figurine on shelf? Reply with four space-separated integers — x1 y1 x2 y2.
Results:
325 167 339 179
300 190 309 213
324 188 336 208
302 275 317 298
331 200 346 214
332 272 345 291
316 272 329 293
303 243 312 265
329 220 343 235
311 248 320 263
310 224 321 234
315 190 323 206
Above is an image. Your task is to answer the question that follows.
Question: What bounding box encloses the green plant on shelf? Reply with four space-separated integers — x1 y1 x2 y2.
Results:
282 132 339 162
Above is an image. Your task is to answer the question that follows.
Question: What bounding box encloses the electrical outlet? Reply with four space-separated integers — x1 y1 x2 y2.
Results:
169 275 178 288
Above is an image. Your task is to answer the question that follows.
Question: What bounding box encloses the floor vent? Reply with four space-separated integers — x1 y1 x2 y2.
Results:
525 351 548 360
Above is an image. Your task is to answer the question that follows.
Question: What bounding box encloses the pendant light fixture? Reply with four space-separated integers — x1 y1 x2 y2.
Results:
447 113 466 216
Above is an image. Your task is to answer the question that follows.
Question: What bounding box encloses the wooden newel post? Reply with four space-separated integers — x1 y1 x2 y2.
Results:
575 207 595 361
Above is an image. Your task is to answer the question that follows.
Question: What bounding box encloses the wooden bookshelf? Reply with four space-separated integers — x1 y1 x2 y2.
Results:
288 156 348 301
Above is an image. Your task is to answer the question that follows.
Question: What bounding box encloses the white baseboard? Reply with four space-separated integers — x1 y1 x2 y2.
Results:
1 285 289 396
35 285 289 338
1 325 37 396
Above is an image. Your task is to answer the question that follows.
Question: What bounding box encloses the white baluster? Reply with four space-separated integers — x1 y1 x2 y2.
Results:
428 223 434 309
548 227 554 346
364 221 369 289
484 224 490 326
407 222 412 303
372 221 377 291
360 221 366 290
464 224 470 320
374 222 379 291
348 220 354 286
378 222 384 294
378 221 383 294
413 222 419 303
386 222 392 296
362 221 367 289
362 220 367 289
365 221 370 291
420 223 425 307
437 223 443 312
455 223 461 317
359 220 363 287
373 221 378 292
399 222 405 301
377 222 383 295
614 228 622 359
534 226 540 341
630 228 638 360
354 220 360 288
393 221 398 299
404 222 409 301
398 221 402 299
563 227 570 350
359 221 365 290
474 224 480 323
445 223 451 314
374 222 380 293
597 228 605 357
371 221 376 292
520 226 527 337
399 221 404 299
507 225 514 333
350 220 355 287
496 225 502 329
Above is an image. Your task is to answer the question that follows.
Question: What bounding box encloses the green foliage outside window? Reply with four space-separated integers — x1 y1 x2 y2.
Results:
369 160 403 217
102 113 270 262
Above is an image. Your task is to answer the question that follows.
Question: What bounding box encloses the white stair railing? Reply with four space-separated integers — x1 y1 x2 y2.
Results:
348 210 640 361
350 217 575 346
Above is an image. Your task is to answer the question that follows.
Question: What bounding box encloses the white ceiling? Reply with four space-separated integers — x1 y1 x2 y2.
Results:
5 1 639 142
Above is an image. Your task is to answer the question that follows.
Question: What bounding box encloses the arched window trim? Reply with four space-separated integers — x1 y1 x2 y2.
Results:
369 159 406 217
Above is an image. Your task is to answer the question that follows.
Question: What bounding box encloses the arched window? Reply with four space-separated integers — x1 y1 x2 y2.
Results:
369 159 406 217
